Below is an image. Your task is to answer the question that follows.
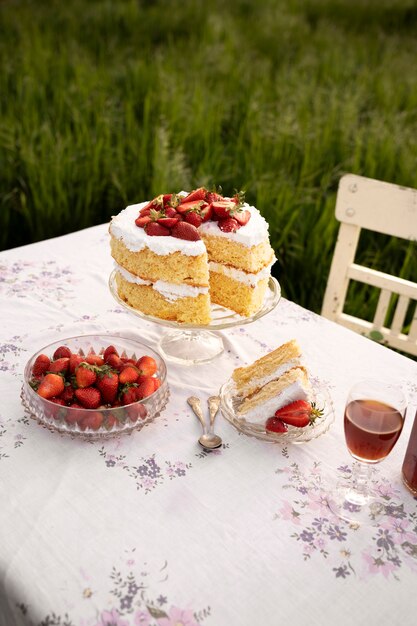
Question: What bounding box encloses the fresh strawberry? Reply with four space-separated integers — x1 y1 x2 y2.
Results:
59 384 75 404
211 200 236 219
119 365 139 385
53 346 72 360
119 386 138 405
200 203 213 222
184 212 202 228
234 209 251 226
135 378 155 399
152 378 162 391
65 405 85 425
74 387 101 409
79 411 104 431
103 345 118 361
136 355 157 377
105 413 119 430
142 195 164 212
176 200 205 215
86 354 104 366
164 206 180 218
69 354 84 374
37 373 65 399
274 400 323 428
105 353 124 371
171 222 201 241
135 215 152 227
96 369 119 404
218 217 240 232
48 357 69 374
139 207 152 217
145 222 171 237
157 216 180 228
75 363 97 388
206 191 223 203
184 188 207 202
32 354 51 377
50 397 66 406
265 416 288 433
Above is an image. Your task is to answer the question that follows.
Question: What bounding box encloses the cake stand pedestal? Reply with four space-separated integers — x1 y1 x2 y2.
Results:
109 270 281 366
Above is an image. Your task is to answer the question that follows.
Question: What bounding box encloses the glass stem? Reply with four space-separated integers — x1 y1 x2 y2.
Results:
351 461 372 496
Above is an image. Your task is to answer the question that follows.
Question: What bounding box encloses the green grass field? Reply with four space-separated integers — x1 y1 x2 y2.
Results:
1 0 416 319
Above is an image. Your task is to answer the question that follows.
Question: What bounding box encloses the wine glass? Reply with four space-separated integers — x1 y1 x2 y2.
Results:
328 379 407 524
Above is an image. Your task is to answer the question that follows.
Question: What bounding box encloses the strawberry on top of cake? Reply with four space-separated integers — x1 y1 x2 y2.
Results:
109 187 276 324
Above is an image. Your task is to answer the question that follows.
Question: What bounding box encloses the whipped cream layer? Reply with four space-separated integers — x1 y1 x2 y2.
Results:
116 265 208 302
238 381 312 425
237 358 301 397
110 200 270 254
110 203 206 256
209 255 276 287
199 204 270 247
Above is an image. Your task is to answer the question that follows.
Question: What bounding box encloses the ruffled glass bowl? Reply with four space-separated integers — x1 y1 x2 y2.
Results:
21 334 169 440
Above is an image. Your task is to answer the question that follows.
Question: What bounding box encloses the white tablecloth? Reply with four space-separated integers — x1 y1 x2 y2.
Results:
1 224 417 626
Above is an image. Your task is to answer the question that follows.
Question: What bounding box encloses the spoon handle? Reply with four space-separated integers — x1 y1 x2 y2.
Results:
208 396 220 432
187 396 207 433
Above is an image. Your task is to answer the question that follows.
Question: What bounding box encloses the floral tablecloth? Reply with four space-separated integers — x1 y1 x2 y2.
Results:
1 224 417 626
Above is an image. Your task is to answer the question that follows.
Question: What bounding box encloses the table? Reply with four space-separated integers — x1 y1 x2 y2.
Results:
1 224 417 626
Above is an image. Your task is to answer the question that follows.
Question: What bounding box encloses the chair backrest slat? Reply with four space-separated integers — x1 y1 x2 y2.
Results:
322 174 417 357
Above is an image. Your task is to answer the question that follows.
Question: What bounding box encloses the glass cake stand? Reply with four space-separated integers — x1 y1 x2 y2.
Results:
109 270 281 365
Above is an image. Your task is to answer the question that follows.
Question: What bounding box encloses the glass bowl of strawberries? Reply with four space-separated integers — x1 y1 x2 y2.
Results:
21 334 169 439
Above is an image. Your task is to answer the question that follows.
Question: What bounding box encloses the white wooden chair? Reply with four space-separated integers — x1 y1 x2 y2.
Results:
321 173 417 357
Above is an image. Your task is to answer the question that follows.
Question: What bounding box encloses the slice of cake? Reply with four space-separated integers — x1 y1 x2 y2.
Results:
232 340 313 426
109 188 276 324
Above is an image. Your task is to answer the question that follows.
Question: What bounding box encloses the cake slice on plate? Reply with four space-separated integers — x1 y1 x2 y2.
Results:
232 340 314 426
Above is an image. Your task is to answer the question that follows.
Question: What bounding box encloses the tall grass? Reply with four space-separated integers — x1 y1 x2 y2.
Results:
1 0 416 316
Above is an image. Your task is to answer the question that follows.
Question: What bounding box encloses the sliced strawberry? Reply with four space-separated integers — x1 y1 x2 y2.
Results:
53 346 72 360
184 188 207 202
171 222 201 241
157 217 180 228
139 207 152 217
200 203 213 222
75 363 97 388
176 200 205 215
135 215 152 228
48 357 69 374
32 354 51 378
275 400 323 428
37 373 65 399
218 218 240 232
265 416 288 433
74 387 101 409
211 200 236 219
184 212 202 228
164 206 179 218
145 222 171 237
206 191 223 203
234 209 251 226
119 365 140 384
136 355 158 377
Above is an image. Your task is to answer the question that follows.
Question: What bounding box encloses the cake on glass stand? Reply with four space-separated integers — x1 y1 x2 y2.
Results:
109 270 281 365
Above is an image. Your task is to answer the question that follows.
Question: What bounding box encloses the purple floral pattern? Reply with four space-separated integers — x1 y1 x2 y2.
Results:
99 449 192 493
0 259 78 303
16 556 210 626
275 460 417 580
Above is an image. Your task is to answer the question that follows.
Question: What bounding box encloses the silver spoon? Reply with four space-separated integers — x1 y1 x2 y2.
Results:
187 396 222 450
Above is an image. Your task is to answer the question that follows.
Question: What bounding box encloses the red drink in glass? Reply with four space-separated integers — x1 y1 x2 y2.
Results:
344 399 404 463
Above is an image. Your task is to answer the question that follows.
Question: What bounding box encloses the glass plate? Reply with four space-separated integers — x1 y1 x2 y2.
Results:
220 377 335 444
109 270 281 331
